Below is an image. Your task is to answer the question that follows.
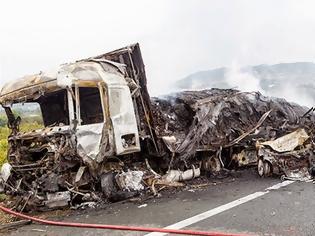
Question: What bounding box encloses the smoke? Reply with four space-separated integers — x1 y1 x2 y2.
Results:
225 63 314 108
271 83 314 108
225 63 263 92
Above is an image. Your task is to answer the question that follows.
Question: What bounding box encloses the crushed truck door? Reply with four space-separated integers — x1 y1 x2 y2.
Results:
72 79 140 162
107 84 140 155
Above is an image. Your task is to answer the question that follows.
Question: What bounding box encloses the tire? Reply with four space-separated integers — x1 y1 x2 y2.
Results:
263 161 272 176
258 158 264 177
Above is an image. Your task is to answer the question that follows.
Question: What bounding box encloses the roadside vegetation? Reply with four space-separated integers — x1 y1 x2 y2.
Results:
0 113 43 167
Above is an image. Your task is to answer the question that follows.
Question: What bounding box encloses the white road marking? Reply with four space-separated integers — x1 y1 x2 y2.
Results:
145 180 294 236
265 180 294 190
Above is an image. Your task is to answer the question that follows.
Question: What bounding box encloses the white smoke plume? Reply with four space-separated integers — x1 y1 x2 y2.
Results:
272 83 314 108
225 63 314 108
225 63 263 92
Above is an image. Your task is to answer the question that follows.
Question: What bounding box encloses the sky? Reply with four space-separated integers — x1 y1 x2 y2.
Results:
1 0 315 96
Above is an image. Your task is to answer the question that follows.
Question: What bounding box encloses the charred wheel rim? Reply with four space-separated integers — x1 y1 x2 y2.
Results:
258 158 264 177
263 161 271 176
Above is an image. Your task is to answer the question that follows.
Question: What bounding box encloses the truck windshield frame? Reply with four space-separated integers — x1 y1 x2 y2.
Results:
73 84 106 126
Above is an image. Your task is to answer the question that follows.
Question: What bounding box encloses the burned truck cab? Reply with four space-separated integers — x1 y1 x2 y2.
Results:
57 59 141 159
0 44 159 209
0 59 141 166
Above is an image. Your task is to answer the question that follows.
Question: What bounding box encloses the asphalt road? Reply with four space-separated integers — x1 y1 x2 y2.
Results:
1 169 314 236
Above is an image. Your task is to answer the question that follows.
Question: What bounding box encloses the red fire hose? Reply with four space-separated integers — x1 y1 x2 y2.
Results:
0 204 252 236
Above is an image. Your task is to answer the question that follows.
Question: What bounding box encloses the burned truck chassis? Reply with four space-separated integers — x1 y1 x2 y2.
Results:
3 119 149 211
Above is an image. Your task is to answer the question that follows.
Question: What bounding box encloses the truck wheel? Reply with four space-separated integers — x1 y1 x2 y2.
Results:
263 161 272 176
258 158 264 177
202 155 221 173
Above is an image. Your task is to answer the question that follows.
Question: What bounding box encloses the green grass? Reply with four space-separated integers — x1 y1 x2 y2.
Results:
0 122 43 167
0 127 9 167
0 193 7 202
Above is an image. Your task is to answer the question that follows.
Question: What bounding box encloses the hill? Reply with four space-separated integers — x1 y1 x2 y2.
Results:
175 62 315 107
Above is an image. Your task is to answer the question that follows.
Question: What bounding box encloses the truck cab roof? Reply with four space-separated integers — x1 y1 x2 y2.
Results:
0 58 126 105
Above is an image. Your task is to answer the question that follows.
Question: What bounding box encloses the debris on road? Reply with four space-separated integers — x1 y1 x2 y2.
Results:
0 163 11 193
162 167 200 183
137 203 147 208
257 128 314 180
44 191 71 209
115 170 144 192
0 220 31 230
1 43 315 211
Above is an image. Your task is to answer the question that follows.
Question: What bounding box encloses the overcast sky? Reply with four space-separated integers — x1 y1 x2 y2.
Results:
1 0 315 95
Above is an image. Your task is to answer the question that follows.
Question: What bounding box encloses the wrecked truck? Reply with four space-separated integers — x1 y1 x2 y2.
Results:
1 43 315 211
0 44 162 210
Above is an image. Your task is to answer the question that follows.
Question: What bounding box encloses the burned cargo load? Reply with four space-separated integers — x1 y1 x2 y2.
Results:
151 89 315 177
1 43 315 211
